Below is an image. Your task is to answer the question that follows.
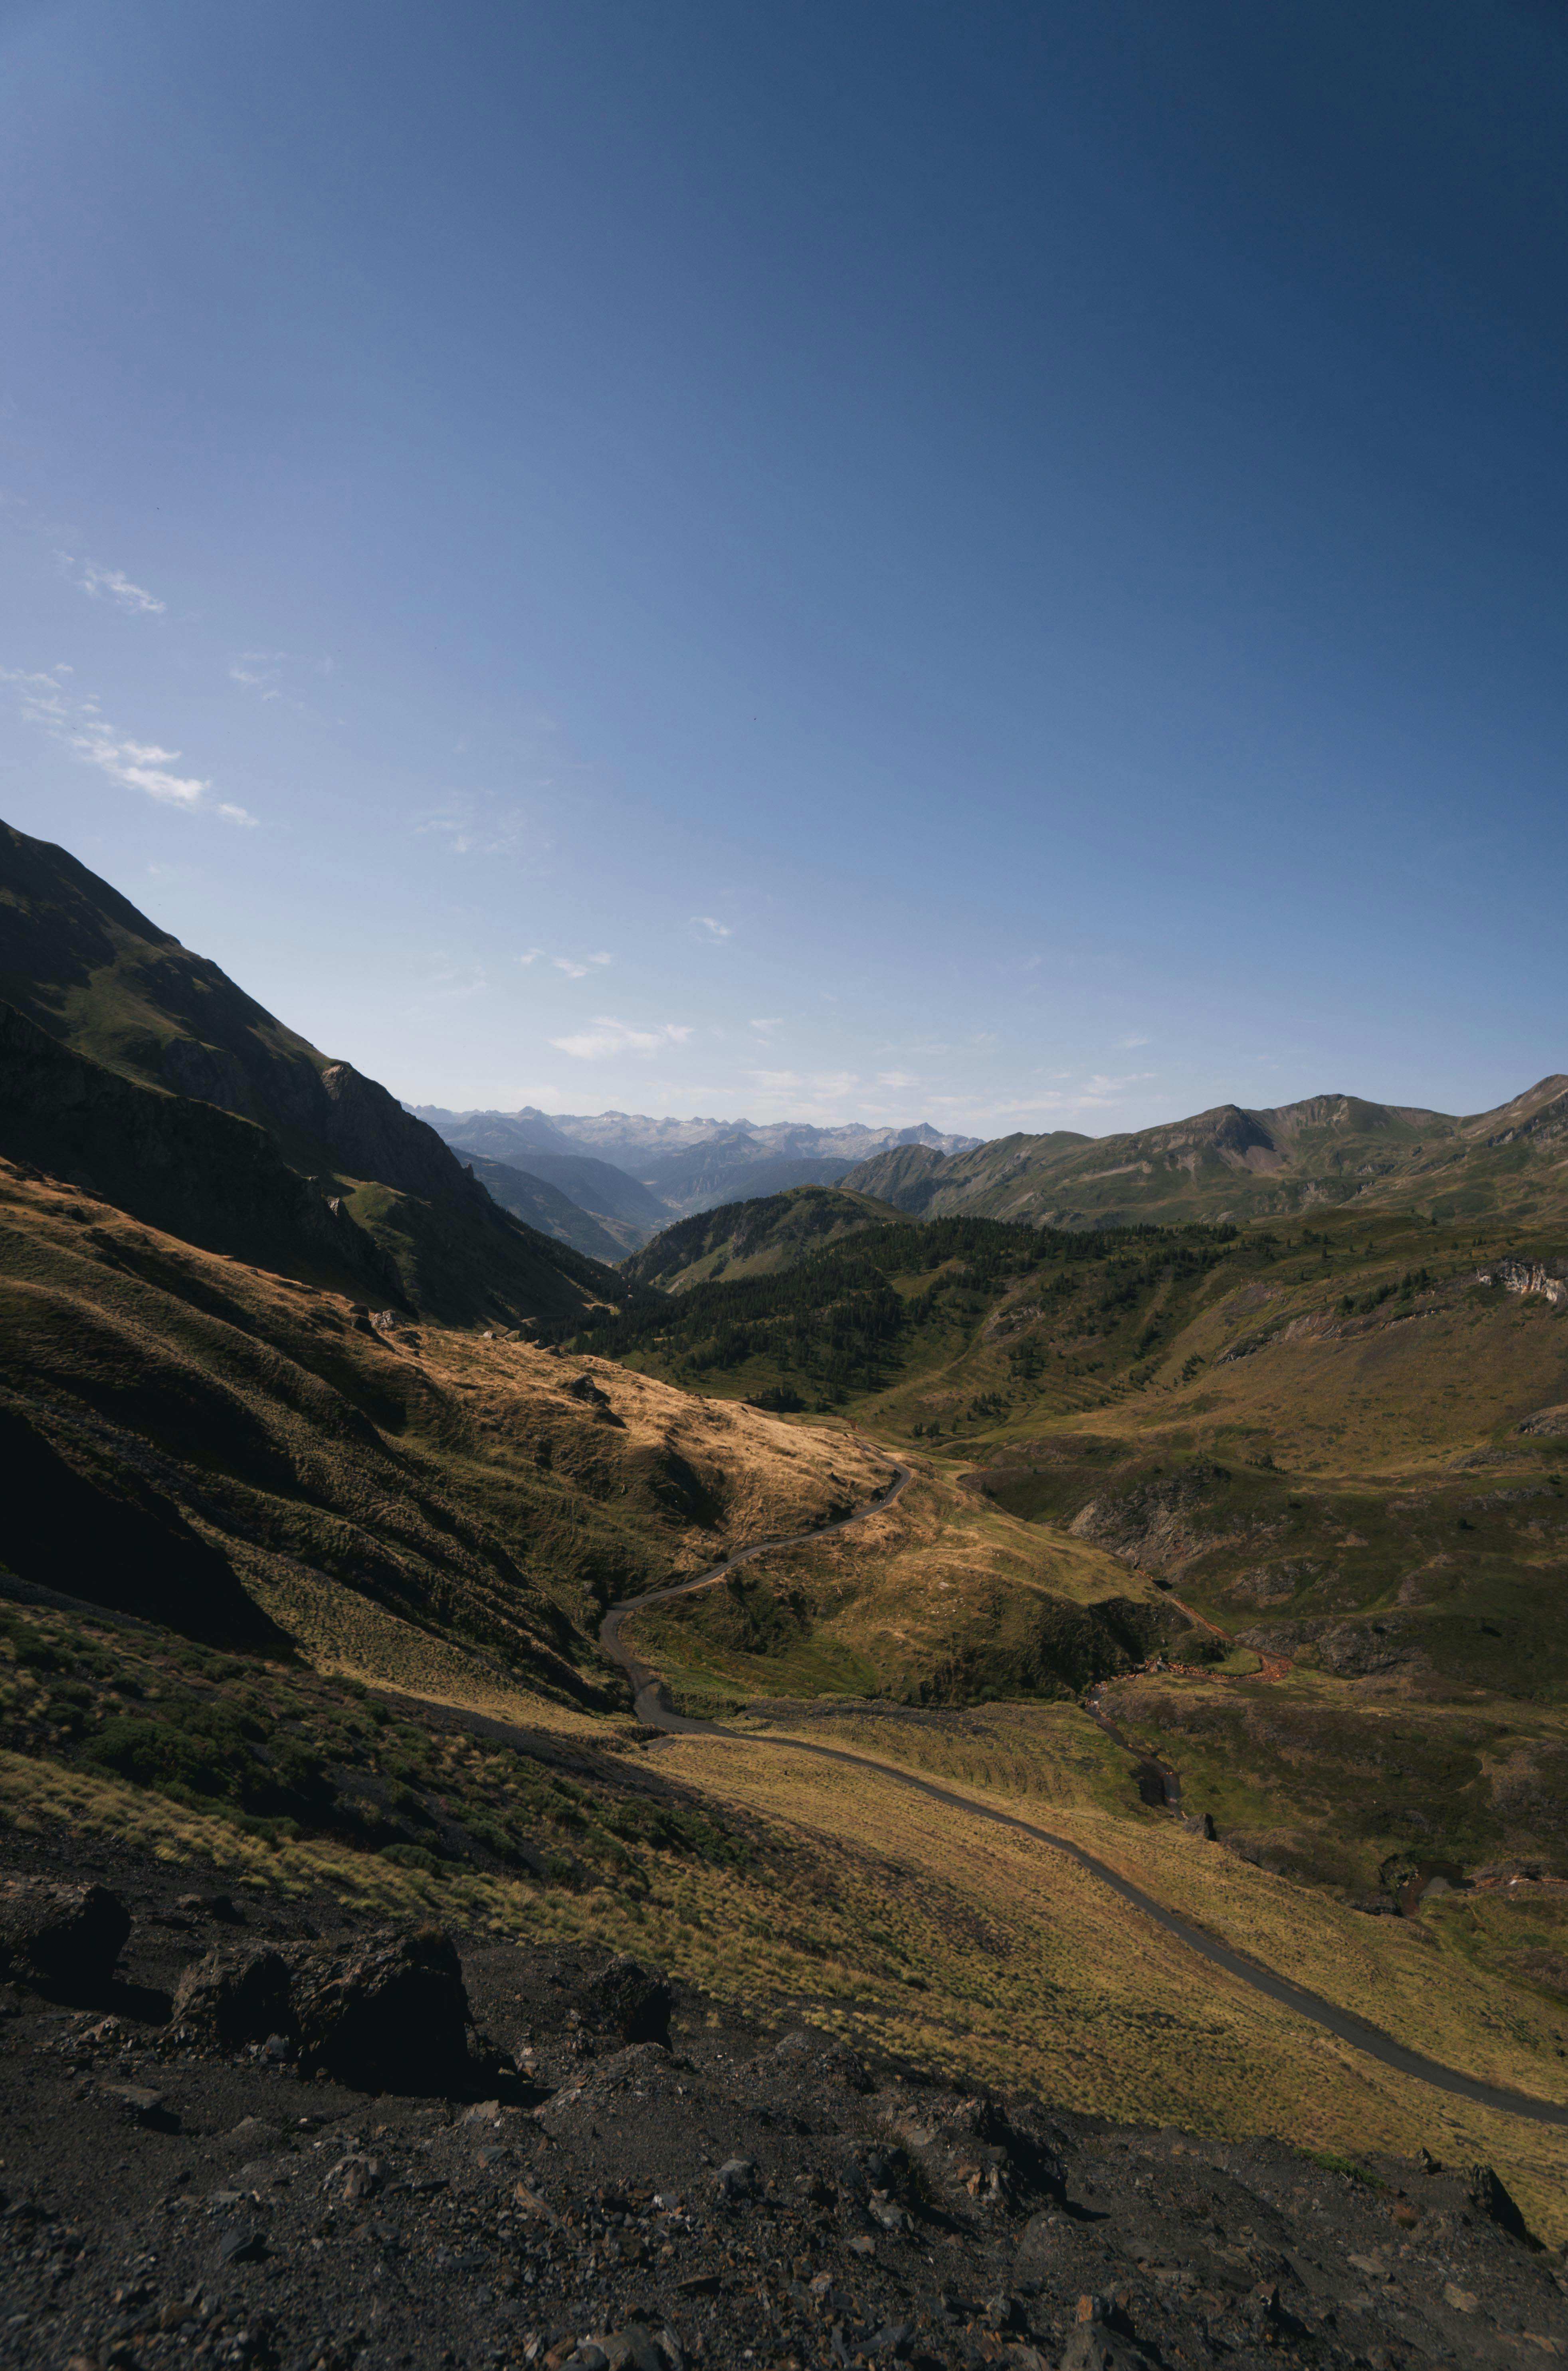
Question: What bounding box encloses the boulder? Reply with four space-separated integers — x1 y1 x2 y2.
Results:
1058 2296 1148 2371
1467 2162 1536 2247
290 1923 473 2092
582 1952 673 2046
170 1946 293 2049
0 1880 129 1997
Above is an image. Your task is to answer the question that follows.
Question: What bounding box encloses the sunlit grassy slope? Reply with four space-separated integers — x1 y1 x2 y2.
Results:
0 1157 887 1698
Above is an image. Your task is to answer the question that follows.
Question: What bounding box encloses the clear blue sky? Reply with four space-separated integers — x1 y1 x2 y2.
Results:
2 0 1565 1133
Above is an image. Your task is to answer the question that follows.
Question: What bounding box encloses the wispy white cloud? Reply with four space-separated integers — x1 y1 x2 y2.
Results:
229 650 287 699
749 1017 784 1034
551 1017 693 1060
551 952 613 979
415 792 549 862
63 557 166 615
516 948 544 966
228 649 338 710
1116 1033 1152 1049
421 962 490 1004
693 915 733 939
1 664 253 823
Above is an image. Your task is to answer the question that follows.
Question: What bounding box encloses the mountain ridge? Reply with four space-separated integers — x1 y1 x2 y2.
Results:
843 1079 1568 1229
414 1103 981 1222
0 820 615 1326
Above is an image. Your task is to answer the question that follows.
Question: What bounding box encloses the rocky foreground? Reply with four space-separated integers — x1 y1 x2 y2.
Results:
2 1822 1565 2371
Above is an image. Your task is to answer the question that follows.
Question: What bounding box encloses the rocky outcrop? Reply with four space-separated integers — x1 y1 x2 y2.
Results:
170 1946 293 2048
0 1879 129 1995
1479 1259 1568 1310
289 1923 476 2092
1067 1463 1235 1579
580 1953 674 2047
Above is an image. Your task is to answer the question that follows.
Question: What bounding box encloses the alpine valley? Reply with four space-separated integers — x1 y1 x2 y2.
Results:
4 818 1568 2371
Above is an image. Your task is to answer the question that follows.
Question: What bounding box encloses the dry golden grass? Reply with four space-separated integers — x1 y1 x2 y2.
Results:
642 1728 1568 2245
625 1460 1168 1707
0 1160 888 1706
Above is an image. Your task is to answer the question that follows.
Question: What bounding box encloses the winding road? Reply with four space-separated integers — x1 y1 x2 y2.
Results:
600 1448 1568 2131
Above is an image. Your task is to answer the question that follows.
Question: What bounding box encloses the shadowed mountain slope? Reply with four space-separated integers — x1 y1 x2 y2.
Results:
417 1107 666 1235
453 1150 647 1264
0 820 614 1327
845 1085 1568 1230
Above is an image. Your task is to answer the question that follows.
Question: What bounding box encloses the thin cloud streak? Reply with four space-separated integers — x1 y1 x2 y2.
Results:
1 665 253 823
551 1017 693 1060
64 556 166 614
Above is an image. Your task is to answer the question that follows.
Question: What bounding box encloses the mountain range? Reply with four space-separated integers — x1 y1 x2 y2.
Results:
412 1101 977 1242
843 1082 1568 1231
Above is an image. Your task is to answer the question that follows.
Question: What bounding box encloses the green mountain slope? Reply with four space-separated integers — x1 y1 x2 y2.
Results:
0 820 614 1326
620 1183 913 1292
843 1084 1568 1230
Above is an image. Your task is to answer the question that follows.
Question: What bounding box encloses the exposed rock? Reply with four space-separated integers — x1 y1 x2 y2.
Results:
1468 2161 1536 2247
1068 1463 1236 1580
1058 2294 1149 2370
0 1879 129 1996
170 1946 293 2049
715 2156 759 2199
1225 1558 1321 1606
1520 1402 1568 1438
289 1923 474 2091
582 1952 673 2046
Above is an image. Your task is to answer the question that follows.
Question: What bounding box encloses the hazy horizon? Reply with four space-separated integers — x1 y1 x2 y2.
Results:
4 4 1566 1136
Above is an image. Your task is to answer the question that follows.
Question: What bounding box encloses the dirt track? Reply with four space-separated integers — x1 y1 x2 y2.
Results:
599 1447 1568 2131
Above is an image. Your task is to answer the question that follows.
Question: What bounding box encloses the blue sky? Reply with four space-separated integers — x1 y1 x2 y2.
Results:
2 0 1565 1134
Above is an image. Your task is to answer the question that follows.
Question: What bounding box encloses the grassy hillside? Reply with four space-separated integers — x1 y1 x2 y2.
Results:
584 1191 1568 1892
620 1183 912 1292
6 1150 1568 2215
844 1080 1568 1230
0 819 611 1325
557 1209 1244 1414
0 1157 888 1698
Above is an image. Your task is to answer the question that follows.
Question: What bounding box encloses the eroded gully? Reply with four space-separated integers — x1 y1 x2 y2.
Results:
598 1446 1568 2130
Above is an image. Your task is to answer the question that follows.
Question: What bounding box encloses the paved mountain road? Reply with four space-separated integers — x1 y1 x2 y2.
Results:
600 1448 1568 2131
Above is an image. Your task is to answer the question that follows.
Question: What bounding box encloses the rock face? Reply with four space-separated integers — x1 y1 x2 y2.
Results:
289 1923 474 2091
170 1946 293 2048
2 1826 1566 2371
1067 1464 1233 1581
581 1953 673 2047
0 1880 129 1995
